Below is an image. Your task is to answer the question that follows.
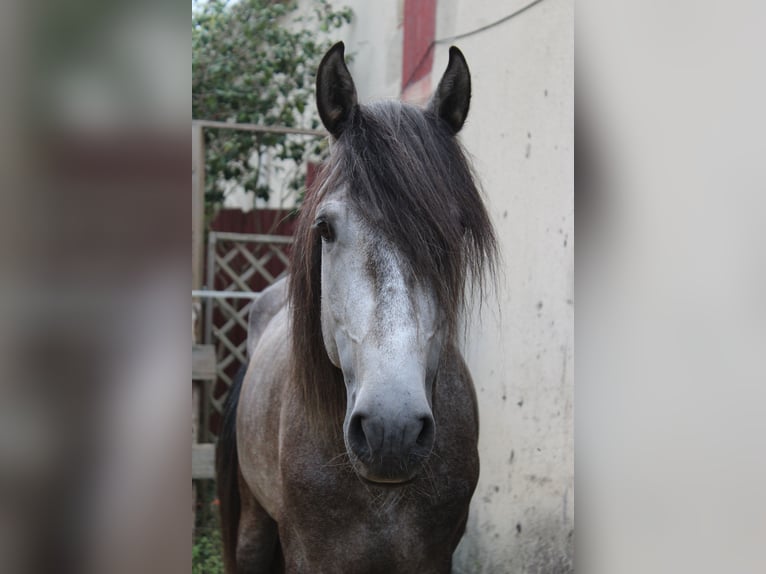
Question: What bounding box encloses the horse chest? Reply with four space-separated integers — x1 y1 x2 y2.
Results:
276 431 475 570
278 473 465 573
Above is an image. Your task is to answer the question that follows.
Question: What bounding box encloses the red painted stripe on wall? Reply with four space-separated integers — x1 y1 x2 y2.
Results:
402 0 437 93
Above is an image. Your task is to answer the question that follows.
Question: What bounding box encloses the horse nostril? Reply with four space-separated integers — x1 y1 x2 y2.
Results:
415 415 435 450
347 412 371 459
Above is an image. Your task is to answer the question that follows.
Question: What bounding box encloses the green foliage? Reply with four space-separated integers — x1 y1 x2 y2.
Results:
193 480 223 574
192 529 224 574
193 0 352 210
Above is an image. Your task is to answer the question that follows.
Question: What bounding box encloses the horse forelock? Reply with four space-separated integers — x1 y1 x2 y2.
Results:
288 100 497 432
341 101 498 328
287 163 347 435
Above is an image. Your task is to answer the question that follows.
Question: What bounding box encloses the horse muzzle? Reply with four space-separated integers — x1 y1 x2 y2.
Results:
346 409 435 484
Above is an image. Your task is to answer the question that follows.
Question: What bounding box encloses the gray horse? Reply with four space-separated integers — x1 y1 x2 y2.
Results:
216 42 498 573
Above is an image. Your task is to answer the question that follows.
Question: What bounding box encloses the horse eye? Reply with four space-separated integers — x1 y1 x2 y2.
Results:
314 219 335 243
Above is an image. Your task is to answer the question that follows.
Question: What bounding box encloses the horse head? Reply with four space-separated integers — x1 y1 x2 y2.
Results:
290 42 494 485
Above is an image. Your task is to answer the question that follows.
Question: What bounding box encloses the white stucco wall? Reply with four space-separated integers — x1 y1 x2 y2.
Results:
436 1 574 572
312 2 573 571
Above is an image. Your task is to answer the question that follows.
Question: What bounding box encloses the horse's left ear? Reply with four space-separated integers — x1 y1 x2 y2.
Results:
428 46 471 134
316 42 358 138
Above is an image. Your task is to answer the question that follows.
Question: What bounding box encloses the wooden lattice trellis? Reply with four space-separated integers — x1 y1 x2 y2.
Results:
202 231 292 440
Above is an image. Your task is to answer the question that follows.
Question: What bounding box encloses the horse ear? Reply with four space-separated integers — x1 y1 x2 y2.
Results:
428 46 471 134
316 42 358 138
